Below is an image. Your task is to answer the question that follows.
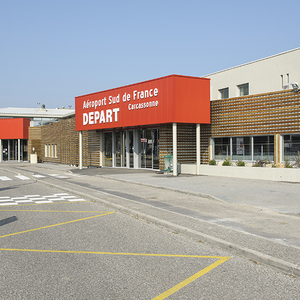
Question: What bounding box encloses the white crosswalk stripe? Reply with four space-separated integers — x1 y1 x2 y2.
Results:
49 174 69 179
0 176 12 181
0 173 79 181
32 174 46 178
15 175 30 180
0 193 86 206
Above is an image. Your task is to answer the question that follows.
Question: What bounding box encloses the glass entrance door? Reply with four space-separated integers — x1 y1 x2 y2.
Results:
104 132 112 166
140 129 159 169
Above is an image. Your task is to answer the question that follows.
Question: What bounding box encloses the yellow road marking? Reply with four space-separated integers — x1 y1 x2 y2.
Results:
0 212 114 239
153 257 231 299
0 247 230 299
0 209 112 213
0 201 231 298
0 248 229 259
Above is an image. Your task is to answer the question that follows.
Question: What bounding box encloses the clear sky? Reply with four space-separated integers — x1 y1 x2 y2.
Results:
1 0 299 109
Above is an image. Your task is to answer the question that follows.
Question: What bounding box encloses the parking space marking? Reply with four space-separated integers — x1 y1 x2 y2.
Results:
0 209 112 213
153 257 230 300
0 211 115 239
0 205 231 298
0 246 230 299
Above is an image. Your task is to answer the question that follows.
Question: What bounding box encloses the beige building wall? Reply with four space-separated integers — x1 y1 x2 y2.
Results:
204 48 300 100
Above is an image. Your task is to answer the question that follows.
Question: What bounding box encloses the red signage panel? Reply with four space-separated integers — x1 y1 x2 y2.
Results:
0 118 30 139
75 75 210 131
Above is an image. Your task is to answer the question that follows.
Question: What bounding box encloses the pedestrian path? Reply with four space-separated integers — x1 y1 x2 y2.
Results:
0 193 86 206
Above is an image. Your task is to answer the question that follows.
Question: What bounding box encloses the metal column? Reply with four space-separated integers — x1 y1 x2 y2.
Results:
18 139 21 162
196 124 201 175
79 131 83 169
100 132 104 167
0 139 2 162
112 131 116 167
126 130 130 168
172 123 177 176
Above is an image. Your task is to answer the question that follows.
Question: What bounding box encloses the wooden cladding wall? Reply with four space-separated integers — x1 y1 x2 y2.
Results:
34 116 99 166
159 124 211 170
59 117 79 165
28 127 42 161
41 121 61 163
82 130 101 167
211 90 300 137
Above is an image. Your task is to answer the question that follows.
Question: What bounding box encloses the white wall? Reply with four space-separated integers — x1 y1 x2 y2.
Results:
204 48 300 100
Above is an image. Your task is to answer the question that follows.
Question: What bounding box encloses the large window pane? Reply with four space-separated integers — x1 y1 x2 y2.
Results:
253 136 274 161
283 134 300 160
232 137 251 160
214 137 230 160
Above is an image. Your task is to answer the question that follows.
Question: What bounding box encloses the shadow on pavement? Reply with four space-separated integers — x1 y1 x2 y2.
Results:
0 216 18 227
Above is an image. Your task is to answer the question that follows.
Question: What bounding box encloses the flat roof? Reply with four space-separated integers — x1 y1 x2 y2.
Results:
203 47 300 77
0 107 75 119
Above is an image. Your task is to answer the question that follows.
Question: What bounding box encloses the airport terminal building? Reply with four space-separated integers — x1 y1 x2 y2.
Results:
1 48 300 175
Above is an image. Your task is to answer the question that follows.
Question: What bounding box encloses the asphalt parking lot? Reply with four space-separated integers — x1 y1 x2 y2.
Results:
1 163 300 299
1 195 233 299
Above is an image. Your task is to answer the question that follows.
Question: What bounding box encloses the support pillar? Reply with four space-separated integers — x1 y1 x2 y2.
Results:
0 139 2 162
126 130 130 168
274 134 282 165
79 131 83 169
133 129 140 169
8 141 10 161
18 139 21 162
100 132 104 167
172 123 177 176
112 131 116 167
196 124 201 175
120 132 124 167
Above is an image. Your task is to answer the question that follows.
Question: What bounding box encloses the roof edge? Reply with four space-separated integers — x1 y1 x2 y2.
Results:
203 47 300 77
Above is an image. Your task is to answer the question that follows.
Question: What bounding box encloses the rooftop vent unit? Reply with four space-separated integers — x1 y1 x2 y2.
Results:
291 82 299 92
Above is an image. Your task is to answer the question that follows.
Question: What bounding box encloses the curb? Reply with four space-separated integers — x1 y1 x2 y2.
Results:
38 177 300 278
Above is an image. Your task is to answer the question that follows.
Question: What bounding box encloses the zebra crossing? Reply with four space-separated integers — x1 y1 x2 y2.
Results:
0 193 86 206
0 173 79 181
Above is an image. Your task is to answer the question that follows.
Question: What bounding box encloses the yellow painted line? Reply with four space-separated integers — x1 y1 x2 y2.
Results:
152 257 231 299
0 247 230 298
0 209 113 213
0 212 115 239
0 248 230 260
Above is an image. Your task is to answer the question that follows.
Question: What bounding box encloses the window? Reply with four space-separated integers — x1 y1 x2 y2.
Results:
283 134 300 161
214 137 230 160
219 88 229 99
45 144 48 157
213 135 274 162
54 144 57 158
238 83 249 96
253 136 274 161
232 137 251 160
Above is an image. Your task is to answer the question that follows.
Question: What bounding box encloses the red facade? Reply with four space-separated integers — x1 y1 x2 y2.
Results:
0 118 30 139
75 75 210 131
